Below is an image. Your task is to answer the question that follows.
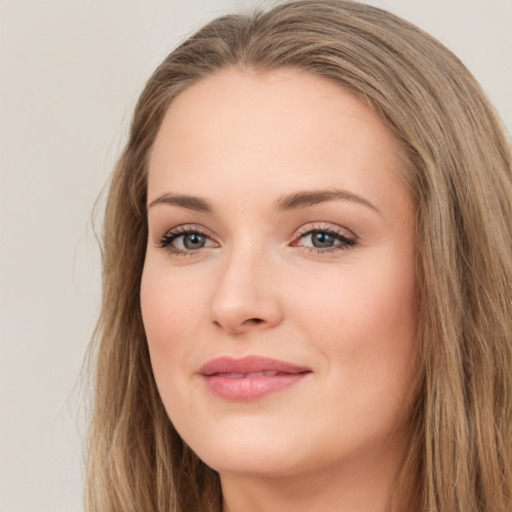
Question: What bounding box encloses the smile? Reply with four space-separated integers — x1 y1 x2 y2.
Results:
198 356 312 401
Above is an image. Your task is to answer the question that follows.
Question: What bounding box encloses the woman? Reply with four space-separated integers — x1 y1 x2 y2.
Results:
85 1 512 511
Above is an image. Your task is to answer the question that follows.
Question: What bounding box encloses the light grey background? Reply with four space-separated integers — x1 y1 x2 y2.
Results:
1 1 510 511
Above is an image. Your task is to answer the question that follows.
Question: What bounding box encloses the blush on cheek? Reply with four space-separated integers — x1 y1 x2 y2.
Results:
141 269 211 419
141 267 204 342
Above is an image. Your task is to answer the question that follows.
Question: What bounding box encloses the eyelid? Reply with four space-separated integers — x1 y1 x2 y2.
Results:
293 222 357 241
157 224 215 241
290 222 358 253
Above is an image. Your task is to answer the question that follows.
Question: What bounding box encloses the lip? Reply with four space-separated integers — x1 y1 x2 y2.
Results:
198 356 312 401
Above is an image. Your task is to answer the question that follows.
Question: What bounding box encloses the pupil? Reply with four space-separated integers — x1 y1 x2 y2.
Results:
312 232 334 248
184 233 205 249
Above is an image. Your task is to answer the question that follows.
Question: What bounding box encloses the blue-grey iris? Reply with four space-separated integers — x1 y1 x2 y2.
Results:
183 233 206 249
312 232 335 248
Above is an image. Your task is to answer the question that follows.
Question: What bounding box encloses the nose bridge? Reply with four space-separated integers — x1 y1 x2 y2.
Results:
210 239 282 334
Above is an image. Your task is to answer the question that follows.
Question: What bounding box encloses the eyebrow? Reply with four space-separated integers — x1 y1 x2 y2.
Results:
275 189 379 213
148 193 212 212
147 188 378 214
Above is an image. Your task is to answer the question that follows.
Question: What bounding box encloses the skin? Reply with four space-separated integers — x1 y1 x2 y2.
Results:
141 68 418 512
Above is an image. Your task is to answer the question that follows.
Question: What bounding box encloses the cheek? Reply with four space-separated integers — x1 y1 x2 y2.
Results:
140 264 207 390
292 254 416 341
141 264 204 343
289 249 418 400
140 263 211 432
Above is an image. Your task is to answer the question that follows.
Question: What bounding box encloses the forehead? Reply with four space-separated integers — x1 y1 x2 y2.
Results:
147 68 410 217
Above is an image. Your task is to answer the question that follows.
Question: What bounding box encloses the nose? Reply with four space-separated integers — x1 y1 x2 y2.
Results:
210 247 284 335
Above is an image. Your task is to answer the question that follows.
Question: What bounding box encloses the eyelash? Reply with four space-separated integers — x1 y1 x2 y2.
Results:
157 225 215 257
292 224 357 253
157 224 357 256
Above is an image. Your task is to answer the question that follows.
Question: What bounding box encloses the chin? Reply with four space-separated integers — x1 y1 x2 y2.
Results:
201 446 302 479
178 418 308 478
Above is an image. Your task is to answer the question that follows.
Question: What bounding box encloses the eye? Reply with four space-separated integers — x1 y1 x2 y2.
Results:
292 225 356 253
176 232 208 250
158 226 218 255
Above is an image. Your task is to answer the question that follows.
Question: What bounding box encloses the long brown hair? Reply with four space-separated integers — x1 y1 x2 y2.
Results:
85 1 512 510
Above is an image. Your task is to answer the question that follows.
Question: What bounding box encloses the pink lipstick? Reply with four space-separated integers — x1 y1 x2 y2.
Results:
198 356 311 401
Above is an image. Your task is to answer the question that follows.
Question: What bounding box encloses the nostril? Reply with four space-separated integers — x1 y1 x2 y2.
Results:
248 318 263 324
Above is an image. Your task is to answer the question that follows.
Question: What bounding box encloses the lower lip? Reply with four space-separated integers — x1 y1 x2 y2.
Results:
202 373 309 401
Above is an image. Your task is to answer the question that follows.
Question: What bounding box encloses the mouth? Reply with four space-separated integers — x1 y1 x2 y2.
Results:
198 356 312 401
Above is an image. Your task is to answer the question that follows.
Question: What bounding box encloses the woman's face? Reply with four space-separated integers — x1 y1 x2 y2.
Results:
141 68 418 480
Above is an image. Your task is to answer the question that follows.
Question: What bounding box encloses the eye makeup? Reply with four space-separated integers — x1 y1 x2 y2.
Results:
156 221 357 257
291 222 357 254
157 224 219 256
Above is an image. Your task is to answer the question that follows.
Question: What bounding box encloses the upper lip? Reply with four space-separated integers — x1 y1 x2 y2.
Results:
198 356 311 376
